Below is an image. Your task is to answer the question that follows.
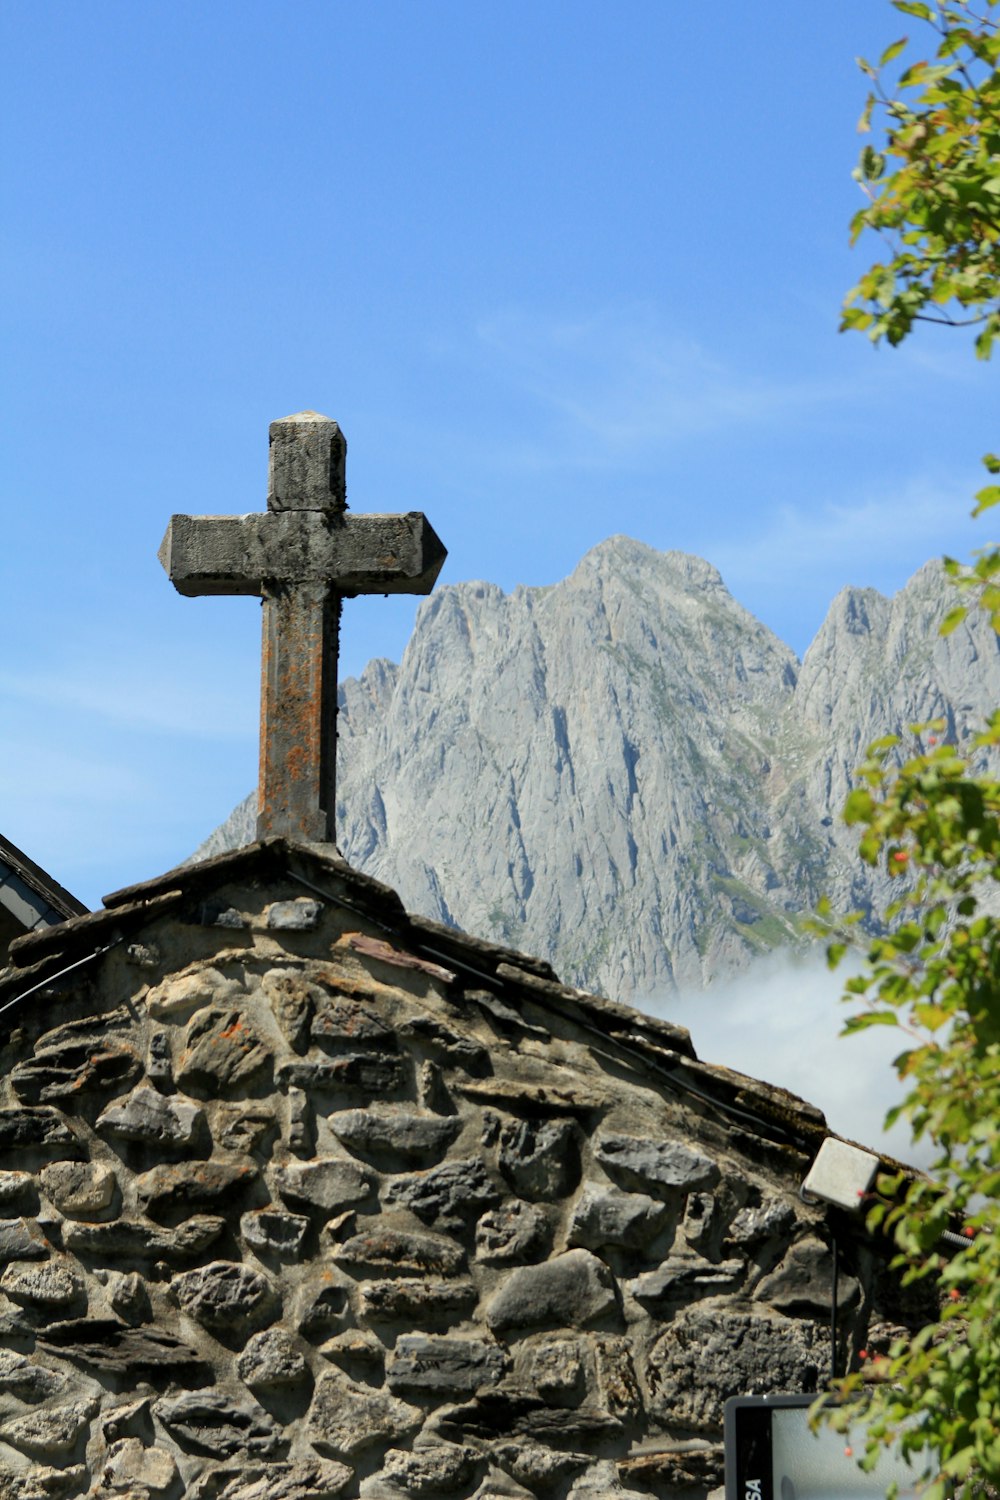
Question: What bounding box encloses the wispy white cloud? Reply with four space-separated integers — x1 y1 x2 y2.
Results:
644 950 933 1170
711 472 984 600
0 651 257 741
461 304 887 470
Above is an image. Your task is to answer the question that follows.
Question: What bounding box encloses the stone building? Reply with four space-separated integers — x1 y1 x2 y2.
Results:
0 836 920 1500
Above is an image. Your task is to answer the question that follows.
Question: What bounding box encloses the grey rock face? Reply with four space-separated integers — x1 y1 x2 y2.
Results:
485 1249 617 1333
242 1209 310 1259
0 1260 83 1307
273 1158 374 1216
0 1396 98 1457
754 1236 860 1315
386 1334 507 1396
0 1217 49 1262
383 1158 500 1228
0 1106 80 1155
62 1214 224 1262
0 1348 67 1402
308 1370 422 1457
594 1134 720 1196
237 1328 308 1390
155 1390 284 1457
567 1185 671 1251
200 541 1000 997
196 1460 354 1500
333 1227 466 1277
97 1085 206 1150
39 1160 116 1218
647 1306 825 1430
329 1108 462 1165
137 1160 259 1220
497 1118 580 1200
475 1200 552 1265
177 1008 272 1095
171 1261 280 1344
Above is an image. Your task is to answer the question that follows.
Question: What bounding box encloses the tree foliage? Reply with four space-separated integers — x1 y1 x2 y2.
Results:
823 5 1000 1496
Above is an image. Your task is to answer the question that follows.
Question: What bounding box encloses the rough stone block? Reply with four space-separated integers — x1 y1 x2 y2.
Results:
308 1370 421 1458
147 965 246 1020
137 1160 259 1221
522 1338 585 1398
383 1157 500 1228
727 1194 797 1245
593 1335 642 1419
194 1459 354 1500
366 1442 477 1495
36 1318 210 1377
567 1184 670 1251
97 1085 207 1150
262 969 316 1053
310 994 396 1049
61 1214 223 1263
497 1118 580 1200
177 1008 272 1096
386 1334 507 1396
242 1209 310 1259
155 1390 284 1457
0 1218 49 1263
333 1227 466 1277
237 1328 308 1390
107 1270 151 1325
39 1158 114 1218
0 1347 67 1402
172 1261 280 1345
277 1055 405 1096
0 1171 37 1210
359 1278 478 1324
10 1035 142 1104
329 1107 462 1166
98 1437 179 1497
0 1259 83 1308
754 1236 860 1316
398 1015 491 1076
594 1133 720 1196
0 1396 97 1457
475 1200 551 1266
485 1249 617 1334
274 1158 373 1216
646 1306 825 1431
266 899 323 930
629 1254 746 1308
0 1107 81 1156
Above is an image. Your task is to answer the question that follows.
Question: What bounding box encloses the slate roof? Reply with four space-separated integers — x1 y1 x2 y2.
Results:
0 832 88 963
0 836 895 1183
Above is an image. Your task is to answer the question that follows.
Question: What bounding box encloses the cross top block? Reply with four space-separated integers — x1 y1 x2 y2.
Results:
268 411 347 512
158 412 447 845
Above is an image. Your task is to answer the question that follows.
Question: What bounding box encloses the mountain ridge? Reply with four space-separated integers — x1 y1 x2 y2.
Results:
196 538 1000 998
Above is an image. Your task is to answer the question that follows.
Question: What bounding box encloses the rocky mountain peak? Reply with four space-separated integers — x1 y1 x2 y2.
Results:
197 541 1000 999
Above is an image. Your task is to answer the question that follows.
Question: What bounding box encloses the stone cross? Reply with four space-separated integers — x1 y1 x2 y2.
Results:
158 411 446 845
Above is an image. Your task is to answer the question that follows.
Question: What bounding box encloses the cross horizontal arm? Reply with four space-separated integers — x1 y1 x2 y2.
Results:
159 510 446 598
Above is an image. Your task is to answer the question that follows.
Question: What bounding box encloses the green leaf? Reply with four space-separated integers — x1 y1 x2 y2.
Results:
940 605 967 636
982 454 1000 475
973 484 1000 516
893 0 933 16
880 36 909 67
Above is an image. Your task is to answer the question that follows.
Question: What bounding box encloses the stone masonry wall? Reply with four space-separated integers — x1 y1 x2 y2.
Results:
0 868 899 1500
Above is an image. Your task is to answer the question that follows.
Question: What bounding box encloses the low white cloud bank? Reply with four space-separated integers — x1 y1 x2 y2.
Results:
642 950 934 1171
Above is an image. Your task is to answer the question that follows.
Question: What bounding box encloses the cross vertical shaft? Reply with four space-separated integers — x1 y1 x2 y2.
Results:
158 410 447 848
259 583 342 842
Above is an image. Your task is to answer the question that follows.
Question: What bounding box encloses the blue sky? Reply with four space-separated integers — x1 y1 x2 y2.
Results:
2 0 996 910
